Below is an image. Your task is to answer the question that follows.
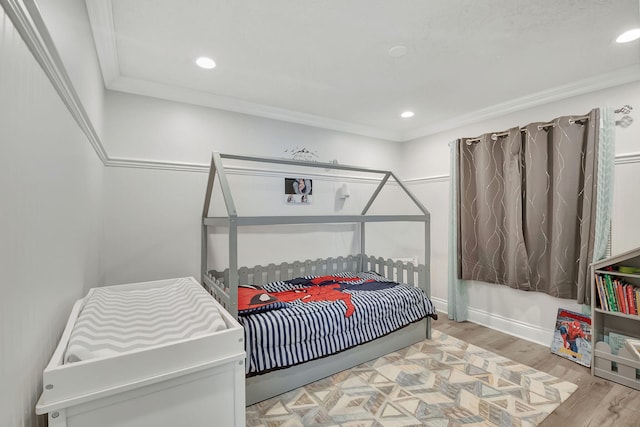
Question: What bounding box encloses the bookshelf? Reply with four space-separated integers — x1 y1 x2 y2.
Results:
591 247 640 390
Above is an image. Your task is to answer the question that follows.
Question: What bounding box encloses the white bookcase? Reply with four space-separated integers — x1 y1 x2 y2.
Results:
591 247 640 390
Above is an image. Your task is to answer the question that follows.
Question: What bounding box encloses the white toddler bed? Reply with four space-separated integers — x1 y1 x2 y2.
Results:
36 277 245 427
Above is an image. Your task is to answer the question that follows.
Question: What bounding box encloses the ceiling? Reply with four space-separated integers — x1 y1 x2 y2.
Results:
86 0 640 141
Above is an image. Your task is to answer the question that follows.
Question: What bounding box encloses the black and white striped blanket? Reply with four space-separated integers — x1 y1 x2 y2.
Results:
239 272 437 375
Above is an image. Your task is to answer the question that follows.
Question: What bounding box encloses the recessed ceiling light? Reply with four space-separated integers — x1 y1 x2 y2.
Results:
195 56 216 69
616 28 640 43
401 111 415 119
388 45 408 58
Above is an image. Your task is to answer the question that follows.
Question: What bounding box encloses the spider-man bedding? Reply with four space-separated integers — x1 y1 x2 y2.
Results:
237 271 437 375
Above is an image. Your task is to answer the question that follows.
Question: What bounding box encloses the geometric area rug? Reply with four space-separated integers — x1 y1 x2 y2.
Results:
246 330 578 427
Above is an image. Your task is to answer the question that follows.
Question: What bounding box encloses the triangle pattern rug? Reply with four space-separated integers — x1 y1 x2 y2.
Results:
246 330 577 427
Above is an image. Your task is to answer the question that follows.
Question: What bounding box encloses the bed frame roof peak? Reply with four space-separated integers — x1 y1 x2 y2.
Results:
202 151 430 222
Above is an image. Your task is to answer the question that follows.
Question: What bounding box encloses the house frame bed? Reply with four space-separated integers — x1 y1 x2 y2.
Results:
201 152 432 405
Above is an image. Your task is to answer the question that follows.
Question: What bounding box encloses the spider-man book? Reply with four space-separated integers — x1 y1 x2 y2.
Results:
550 309 592 367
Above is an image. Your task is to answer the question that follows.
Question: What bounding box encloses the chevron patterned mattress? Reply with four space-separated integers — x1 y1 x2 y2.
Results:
64 277 227 363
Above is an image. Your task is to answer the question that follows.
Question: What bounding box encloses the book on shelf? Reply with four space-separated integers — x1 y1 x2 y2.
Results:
550 309 592 367
595 275 608 311
616 279 627 314
595 273 640 316
617 280 631 314
604 274 618 312
626 285 637 315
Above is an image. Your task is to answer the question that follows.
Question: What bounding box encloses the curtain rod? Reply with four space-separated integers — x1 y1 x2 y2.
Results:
465 105 633 145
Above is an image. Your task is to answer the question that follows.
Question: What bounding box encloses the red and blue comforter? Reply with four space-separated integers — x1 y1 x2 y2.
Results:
237 271 437 375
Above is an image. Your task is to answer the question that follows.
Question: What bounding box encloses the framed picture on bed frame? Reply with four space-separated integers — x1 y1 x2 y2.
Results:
284 177 312 204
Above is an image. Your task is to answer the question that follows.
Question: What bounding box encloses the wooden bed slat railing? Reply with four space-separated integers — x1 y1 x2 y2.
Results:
203 254 427 317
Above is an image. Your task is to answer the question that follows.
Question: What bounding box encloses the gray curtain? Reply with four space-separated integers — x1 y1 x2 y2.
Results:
458 109 599 304
458 129 530 288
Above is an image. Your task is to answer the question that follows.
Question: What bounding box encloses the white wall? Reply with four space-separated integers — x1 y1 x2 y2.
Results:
102 91 410 285
36 0 105 139
401 81 640 346
104 90 401 167
0 3 104 426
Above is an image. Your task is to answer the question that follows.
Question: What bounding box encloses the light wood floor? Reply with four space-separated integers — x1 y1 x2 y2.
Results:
433 316 640 427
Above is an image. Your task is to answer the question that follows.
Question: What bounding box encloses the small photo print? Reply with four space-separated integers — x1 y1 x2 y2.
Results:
285 178 312 205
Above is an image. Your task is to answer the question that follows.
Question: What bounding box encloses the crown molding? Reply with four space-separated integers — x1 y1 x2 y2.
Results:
108 76 403 142
83 0 640 143
85 0 400 141
1 0 108 163
107 65 640 144
85 0 119 87
83 0 399 141
85 0 398 141
401 65 640 141
8 0 640 166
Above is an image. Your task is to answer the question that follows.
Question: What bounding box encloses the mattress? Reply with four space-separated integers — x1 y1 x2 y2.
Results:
238 271 437 375
65 277 227 363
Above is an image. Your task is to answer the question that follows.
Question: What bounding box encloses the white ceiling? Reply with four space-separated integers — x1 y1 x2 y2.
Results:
86 0 640 141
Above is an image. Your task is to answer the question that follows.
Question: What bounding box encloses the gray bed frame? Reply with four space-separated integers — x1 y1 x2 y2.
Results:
201 152 432 405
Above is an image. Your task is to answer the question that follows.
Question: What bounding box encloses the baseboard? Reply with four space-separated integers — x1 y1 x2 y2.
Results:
466 306 552 347
430 296 448 315
431 297 553 347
